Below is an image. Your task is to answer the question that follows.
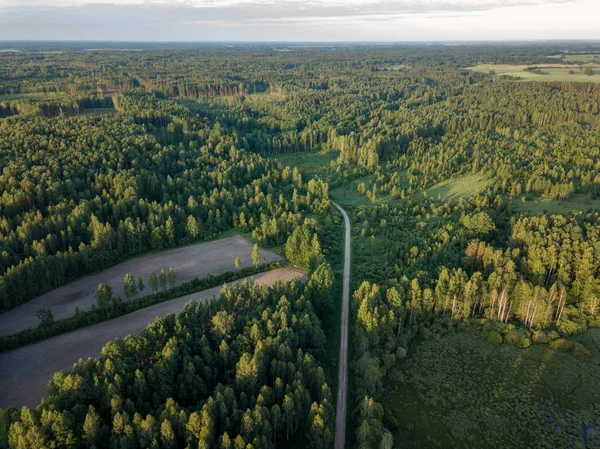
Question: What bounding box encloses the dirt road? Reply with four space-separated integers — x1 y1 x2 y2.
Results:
0 236 281 336
333 202 351 449
0 267 303 410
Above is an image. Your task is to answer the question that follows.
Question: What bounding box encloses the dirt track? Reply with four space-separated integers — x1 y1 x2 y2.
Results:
0 267 303 410
0 236 281 336
333 202 351 449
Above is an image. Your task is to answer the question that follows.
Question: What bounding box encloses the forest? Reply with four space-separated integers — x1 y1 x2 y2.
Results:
1 41 600 448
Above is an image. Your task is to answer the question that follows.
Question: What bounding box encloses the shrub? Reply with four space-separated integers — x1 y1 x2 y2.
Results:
549 338 590 360
486 330 503 345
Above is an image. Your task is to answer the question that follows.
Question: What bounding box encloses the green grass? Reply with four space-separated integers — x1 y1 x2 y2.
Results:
386 64 410 71
517 194 600 215
329 174 376 207
384 330 600 448
468 64 600 83
424 173 491 202
245 92 287 104
329 171 411 208
80 107 116 116
548 54 600 63
0 93 28 101
267 151 339 180
0 92 71 102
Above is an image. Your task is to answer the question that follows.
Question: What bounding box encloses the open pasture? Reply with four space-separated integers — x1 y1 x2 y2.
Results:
468 64 600 83
0 267 304 410
548 54 600 63
0 236 281 336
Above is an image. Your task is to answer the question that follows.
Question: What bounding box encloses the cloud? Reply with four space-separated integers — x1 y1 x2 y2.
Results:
0 0 595 41
0 0 577 12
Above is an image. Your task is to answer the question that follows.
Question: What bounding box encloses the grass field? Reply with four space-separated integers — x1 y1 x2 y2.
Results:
517 195 600 215
80 107 116 115
384 330 600 448
424 173 491 202
386 64 410 71
548 54 600 63
468 64 600 83
0 92 71 102
0 236 281 336
267 151 339 180
0 267 304 410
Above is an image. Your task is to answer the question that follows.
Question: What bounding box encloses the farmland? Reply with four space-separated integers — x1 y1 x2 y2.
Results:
548 54 600 63
0 236 281 336
468 63 600 83
0 266 304 410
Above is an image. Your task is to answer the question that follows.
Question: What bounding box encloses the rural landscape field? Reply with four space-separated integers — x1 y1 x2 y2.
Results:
0 236 280 336
0 1 600 448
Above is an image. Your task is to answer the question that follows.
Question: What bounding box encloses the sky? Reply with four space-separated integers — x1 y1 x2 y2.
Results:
0 0 598 42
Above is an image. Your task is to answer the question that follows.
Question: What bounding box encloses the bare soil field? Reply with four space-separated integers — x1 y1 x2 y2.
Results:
0 236 281 336
0 267 304 410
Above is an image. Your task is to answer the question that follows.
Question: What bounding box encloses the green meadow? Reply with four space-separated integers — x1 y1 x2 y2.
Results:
518 195 600 215
384 330 600 449
424 173 491 202
468 64 600 83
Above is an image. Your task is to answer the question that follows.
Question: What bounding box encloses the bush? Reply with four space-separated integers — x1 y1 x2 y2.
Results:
549 338 590 360
486 330 503 345
532 330 549 344
519 337 531 348
503 329 531 348
503 330 520 346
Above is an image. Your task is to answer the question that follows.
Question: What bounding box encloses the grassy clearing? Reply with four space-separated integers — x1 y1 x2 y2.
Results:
267 151 338 181
0 92 71 102
330 174 376 207
548 54 600 63
80 107 116 116
245 92 287 104
384 330 600 449
386 64 410 71
330 172 410 208
468 64 600 83
424 173 491 202
517 194 600 215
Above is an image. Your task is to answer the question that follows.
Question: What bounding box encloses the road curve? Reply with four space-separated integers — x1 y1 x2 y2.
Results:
333 202 351 449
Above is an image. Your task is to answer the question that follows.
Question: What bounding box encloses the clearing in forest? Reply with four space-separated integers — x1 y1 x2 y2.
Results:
0 236 281 336
548 54 600 63
0 267 305 410
267 151 339 180
425 173 491 202
517 194 600 215
468 63 600 83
